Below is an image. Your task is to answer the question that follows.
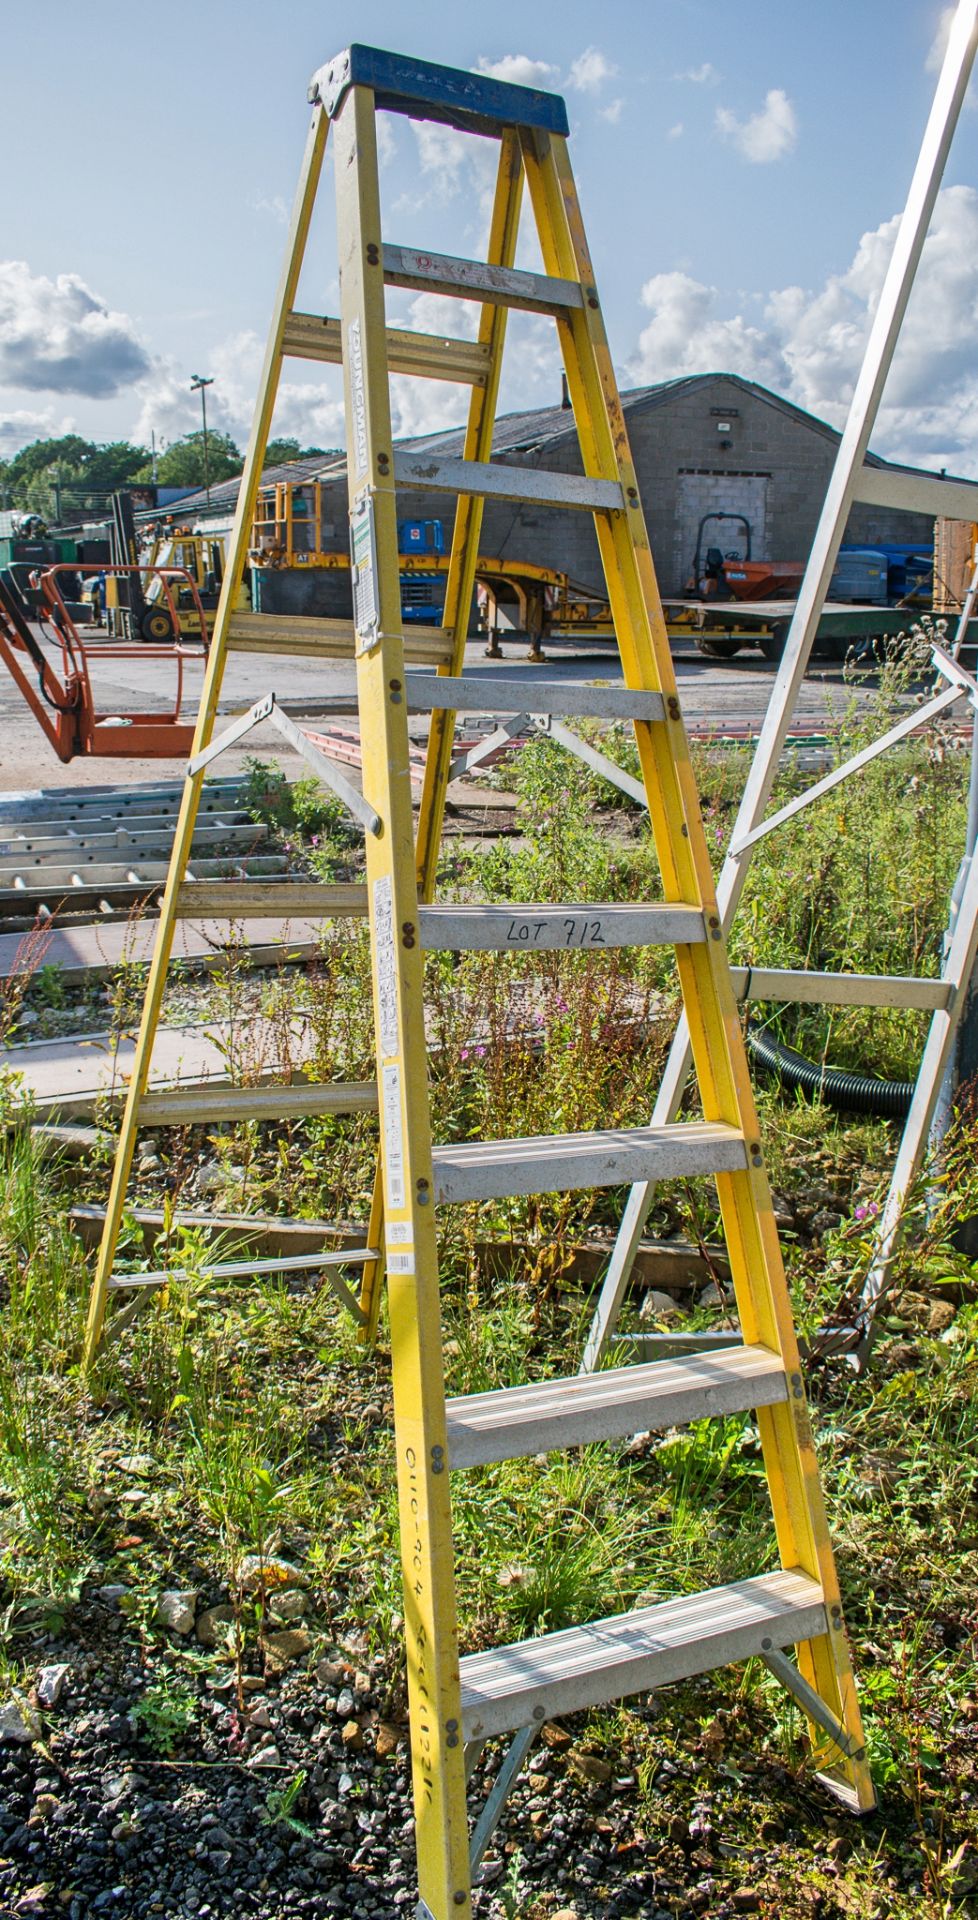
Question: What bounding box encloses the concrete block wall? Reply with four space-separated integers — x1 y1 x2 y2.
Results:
307 375 937 607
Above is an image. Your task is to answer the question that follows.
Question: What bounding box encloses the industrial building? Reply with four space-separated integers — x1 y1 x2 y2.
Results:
163 371 946 621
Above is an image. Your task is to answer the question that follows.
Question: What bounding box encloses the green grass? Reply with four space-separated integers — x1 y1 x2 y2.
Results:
2 690 978 1916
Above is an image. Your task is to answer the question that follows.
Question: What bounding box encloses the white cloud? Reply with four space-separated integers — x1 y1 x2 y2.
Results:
131 331 347 453
666 122 684 141
401 293 479 343
0 260 151 398
926 6 957 71
630 270 790 390
924 5 977 106
410 121 498 213
601 98 624 124
0 407 74 456
413 121 472 196
675 62 719 85
249 190 288 226
567 47 616 92
716 88 798 163
403 120 499 243
376 116 398 167
626 185 978 474
476 54 558 89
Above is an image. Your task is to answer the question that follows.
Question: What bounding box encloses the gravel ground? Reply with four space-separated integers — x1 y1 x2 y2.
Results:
0 1582 734 1920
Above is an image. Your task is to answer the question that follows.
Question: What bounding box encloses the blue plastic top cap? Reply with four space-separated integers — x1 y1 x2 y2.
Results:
310 44 570 138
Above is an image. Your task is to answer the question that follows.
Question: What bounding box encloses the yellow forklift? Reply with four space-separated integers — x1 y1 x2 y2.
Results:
102 492 248 642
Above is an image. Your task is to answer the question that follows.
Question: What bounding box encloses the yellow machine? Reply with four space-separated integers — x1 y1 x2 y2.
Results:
84 45 873 1919
140 529 249 641
252 479 564 658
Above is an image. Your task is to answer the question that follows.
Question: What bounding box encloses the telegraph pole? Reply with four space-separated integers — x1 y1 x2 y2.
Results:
190 374 214 503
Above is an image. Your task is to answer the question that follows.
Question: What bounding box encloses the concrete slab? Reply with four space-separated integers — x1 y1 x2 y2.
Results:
8 1016 315 1117
0 916 322 984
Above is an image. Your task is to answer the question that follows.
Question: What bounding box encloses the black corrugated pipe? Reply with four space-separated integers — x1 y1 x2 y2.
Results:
746 1024 914 1119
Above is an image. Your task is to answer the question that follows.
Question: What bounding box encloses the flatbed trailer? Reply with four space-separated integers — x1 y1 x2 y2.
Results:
546 596 965 659
668 597 942 660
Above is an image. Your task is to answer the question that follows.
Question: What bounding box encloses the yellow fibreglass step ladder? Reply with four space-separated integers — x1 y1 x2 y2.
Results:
82 44 874 1919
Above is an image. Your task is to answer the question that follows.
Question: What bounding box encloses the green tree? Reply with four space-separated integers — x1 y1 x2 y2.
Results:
81 441 150 491
263 438 330 467
156 431 243 489
0 435 151 517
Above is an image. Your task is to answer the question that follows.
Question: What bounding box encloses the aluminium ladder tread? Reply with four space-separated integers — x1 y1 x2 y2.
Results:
282 311 493 386
459 1570 827 1742
431 1120 748 1203
174 880 370 918
381 243 585 314
108 1247 379 1292
392 451 623 513
138 1080 378 1125
418 901 705 950
445 1344 787 1467
404 672 665 723
226 611 453 665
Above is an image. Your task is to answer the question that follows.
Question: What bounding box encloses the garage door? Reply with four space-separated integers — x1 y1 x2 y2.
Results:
673 471 771 593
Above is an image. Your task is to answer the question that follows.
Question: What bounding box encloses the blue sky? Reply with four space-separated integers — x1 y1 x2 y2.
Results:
3 1 978 470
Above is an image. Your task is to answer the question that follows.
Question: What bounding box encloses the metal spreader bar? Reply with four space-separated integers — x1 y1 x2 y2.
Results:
84 39 875 1918
187 693 382 835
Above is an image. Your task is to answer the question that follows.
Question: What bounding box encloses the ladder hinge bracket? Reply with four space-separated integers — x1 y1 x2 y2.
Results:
309 53 351 115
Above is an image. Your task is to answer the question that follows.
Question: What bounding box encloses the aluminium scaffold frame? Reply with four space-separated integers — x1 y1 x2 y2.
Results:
585 0 978 1379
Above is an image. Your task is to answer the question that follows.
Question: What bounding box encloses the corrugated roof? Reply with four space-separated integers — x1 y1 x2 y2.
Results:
138 452 342 521
157 372 963 519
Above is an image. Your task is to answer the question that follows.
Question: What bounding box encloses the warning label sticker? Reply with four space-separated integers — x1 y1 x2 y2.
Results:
350 495 378 646
381 1061 405 1208
373 874 399 1057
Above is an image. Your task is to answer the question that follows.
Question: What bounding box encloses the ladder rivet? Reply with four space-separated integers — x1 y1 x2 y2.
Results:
708 915 720 929
446 1718 458 1732
377 453 391 475
586 292 599 309
533 1705 545 1720
453 1894 467 1906
667 696 681 720
402 921 416 948
366 242 380 266
761 1637 772 1650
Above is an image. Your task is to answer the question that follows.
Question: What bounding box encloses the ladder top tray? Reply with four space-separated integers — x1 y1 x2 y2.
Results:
310 44 571 138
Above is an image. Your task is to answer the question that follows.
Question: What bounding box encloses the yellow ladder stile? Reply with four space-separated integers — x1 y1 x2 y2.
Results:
82 103 331 1365
357 126 525 1345
331 83 472 1908
83 45 875 1918
517 121 870 1799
